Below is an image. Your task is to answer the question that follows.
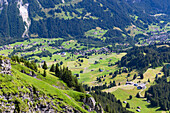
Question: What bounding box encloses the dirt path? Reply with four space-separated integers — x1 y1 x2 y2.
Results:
139 85 147 97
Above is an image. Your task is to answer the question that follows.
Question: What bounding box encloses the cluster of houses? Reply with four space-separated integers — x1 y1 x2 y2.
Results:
136 33 170 46
0 45 13 51
126 81 146 90
54 47 110 57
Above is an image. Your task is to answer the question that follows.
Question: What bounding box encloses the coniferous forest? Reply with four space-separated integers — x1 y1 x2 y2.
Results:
146 64 170 110
120 45 170 73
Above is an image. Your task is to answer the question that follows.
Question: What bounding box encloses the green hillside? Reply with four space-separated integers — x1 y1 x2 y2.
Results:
0 55 136 113
0 56 98 112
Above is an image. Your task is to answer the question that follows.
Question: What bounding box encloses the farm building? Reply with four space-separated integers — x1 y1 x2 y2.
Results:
126 81 134 85
134 83 138 86
137 84 146 90
123 101 127 103
136 109 141 112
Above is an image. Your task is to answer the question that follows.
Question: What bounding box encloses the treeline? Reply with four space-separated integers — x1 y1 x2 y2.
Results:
11 56 38 72
145 64 170 110
91 90 134 113
120 45 170 73
50 64 84 92
127 0 170 19
49 39 66 47
83 81 116 91
162 64 170 77
9 46 37 57
24 50 52 59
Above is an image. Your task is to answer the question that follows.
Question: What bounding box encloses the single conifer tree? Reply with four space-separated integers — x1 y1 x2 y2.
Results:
55 63 60 77
126 103 130 108
43 69 47 77
42 61 48 70
50 64 55 72
136 92 140 98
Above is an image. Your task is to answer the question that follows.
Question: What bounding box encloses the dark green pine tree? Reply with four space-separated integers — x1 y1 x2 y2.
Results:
126 103 130 108
61 67 75 87
55 63 60 77
140 74 144 79
106 104 110 112
42 61 48 70
129 95 132 100
144 91 147 98
76 83 85 93
133 74 137 80
43 69 47 77
136 92 140 98
148 78 150 83
50 64 55 72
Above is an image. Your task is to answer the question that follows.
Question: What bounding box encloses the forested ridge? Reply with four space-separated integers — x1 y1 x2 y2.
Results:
126 0 170 21
146 64 170 110
120 45 170 73
0 0 168 46
91 90 134 113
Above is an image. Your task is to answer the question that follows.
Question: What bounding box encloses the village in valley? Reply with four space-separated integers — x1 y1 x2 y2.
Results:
0 21 169 113
0 33 168 112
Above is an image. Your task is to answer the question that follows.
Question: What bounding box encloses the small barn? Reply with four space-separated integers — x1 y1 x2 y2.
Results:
136 109 141 112
137 84 146 90
126 81 133 85
134 84 138 86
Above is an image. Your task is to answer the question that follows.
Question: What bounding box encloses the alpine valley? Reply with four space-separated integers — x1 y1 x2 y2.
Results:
0 0 169 113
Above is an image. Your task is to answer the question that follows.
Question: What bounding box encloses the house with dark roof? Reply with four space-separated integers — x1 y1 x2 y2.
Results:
137 84 146 90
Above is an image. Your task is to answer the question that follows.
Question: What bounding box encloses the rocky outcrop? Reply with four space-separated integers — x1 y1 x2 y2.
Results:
0 81 103 113
0 87 83 113
0 57 11 75
17 0 31 38
0 57 104 112
84 96 104 113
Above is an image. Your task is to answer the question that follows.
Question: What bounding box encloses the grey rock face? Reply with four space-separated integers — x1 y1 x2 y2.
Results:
84 96 104 113
0 58 11 75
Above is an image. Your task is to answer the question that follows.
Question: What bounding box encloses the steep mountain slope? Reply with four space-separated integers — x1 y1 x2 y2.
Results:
0 56 103 112
0 55 135 112
0 0 165 45
126 0 170 15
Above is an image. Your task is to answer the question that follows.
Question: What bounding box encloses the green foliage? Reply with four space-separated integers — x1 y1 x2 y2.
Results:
43 69 47 77
10 62 89 112
53 64 84 92
146 64 170 110
148 79 150 83
50 64 55 72
24 50 52 58
120 46 170 73
129 95 132 100
126 103 130 108
42 61 48 70
55 63 60 77
133 74 137 80
136 92 140 98
91 90 133 113
140 74 144 79
11 56 38 72
14 97 29 112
